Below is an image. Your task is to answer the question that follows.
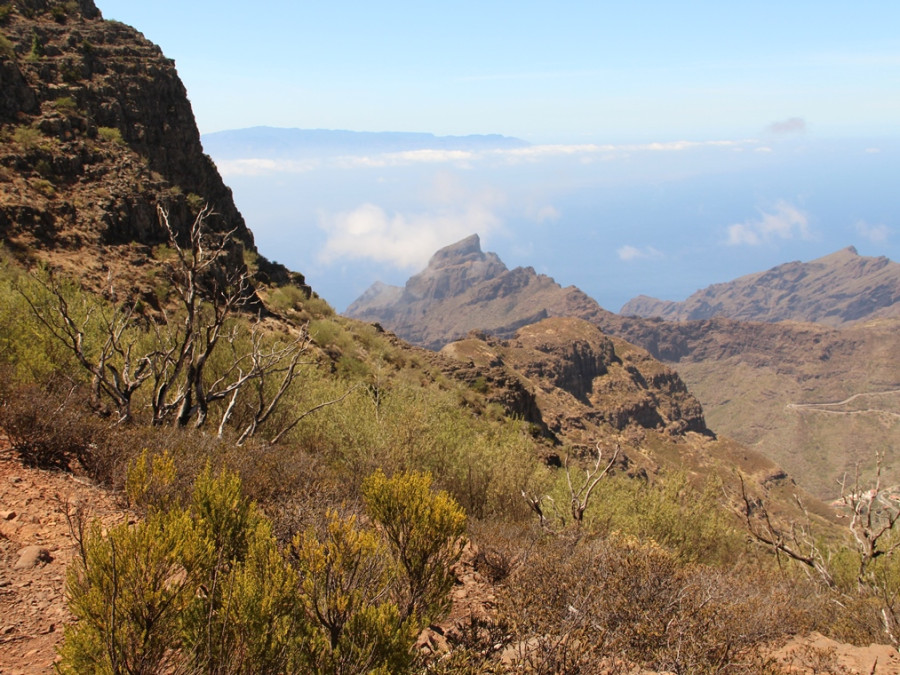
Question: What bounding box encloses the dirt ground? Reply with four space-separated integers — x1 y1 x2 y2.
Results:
0 441 123 675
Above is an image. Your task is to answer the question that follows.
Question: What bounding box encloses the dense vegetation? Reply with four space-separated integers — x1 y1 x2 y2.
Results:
2 229 900 672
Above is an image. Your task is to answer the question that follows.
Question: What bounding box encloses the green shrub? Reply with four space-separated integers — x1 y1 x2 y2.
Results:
60 59 83 83
50 4 67 22
293 511 413 674
30 177 54 196
0 4 12 25
96 126 124 144
58 509 206 675
0 34 13 58
266 283 308 314
12 125 43 149
303 293 335 317
185 192 205 213
59 463 468 673
363 469 467 623
28 29 43 59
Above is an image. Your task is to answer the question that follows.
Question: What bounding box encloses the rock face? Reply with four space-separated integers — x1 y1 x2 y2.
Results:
439 317 710 452
620 247 900 326
348 234 900 500
0 0 303 292
346 234 616 349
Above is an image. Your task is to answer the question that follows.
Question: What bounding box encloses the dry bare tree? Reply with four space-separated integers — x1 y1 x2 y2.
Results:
523 441 620 530
18 205 320 444
741 451 900 646
18 273 152 424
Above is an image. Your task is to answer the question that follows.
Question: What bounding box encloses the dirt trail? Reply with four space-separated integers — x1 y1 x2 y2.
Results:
0 442 123 675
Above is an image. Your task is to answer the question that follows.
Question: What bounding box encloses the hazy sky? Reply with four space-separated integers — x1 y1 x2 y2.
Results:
96 0 900 143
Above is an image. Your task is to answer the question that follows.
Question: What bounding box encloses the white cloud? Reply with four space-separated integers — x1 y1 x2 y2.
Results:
855 220 891 244
617 245 663 261
212 139 763 174
215 158 320 176
530 205 561 224
726 200 811 246
317 184 504 269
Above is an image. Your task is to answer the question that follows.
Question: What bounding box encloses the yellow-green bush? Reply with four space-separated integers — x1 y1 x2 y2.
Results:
293 512 414 674
363 469 467 623
58 509 208 674
59 463 467 673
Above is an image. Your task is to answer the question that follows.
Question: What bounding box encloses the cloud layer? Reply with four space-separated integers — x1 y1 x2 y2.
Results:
318 201 503 269
855 220 891 244
617 245 663 261
766 117 807 135
215 139 761 177
726 200 811 246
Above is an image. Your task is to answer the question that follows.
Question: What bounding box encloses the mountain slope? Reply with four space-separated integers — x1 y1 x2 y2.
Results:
348 235 900 500
621 246 900 326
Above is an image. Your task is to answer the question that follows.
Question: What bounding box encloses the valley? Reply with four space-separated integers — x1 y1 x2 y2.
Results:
348 237 900 501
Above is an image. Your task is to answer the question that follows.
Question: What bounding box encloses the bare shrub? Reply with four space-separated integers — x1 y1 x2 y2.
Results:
496 533 813 674
0 374 106 471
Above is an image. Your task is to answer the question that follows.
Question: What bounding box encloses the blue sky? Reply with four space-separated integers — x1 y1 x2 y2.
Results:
93 1 899 312
96 1 900 142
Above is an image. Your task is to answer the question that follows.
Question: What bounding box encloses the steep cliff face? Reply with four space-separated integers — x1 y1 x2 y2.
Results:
440 317 710 450
0 0 302 291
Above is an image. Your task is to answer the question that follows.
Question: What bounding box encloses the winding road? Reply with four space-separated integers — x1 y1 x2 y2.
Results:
786 388 900 419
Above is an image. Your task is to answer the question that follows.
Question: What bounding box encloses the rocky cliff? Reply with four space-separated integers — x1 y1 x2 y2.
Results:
0 0 303 294
348 235 900 499
621 247 900 326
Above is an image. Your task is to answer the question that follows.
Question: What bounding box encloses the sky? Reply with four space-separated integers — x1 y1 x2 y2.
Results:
93 1 900 313
95 1 900 142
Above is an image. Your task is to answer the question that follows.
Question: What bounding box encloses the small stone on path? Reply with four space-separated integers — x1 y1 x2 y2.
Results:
14 546 52 569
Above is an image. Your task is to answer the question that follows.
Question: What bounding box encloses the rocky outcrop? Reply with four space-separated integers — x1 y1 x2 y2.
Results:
440 317 711 448
0 0 304 292
620 247 900 326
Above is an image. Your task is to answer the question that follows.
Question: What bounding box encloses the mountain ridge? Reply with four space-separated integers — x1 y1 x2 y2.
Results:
347 234 900 499
620 245 900 325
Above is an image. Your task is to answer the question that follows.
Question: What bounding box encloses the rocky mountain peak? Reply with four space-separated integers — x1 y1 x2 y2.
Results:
427 233 485 268
346 235 616 349
404 234 507 303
